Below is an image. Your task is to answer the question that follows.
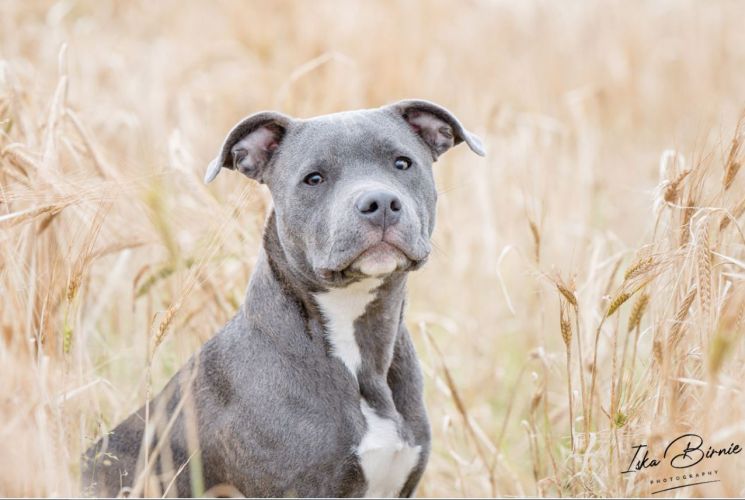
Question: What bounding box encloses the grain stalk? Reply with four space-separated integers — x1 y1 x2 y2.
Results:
587 261 651 437
554 277 588 448
558 299 576 487
723 114 744 191
620 293 649 402
421 324 499 497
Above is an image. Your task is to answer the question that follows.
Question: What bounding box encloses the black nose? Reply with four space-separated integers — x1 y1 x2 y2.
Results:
355 190 402 228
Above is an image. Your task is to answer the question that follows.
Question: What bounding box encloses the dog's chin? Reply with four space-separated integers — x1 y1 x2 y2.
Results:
348 242 409 277
316 241 419 285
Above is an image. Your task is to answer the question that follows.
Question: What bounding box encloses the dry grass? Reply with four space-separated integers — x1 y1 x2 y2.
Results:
2 0 745 497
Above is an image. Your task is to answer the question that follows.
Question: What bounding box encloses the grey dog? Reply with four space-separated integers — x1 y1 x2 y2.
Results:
82 99 484 497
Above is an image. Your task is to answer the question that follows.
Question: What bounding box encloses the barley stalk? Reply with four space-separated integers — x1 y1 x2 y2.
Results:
667 287 698 349
623 256 654 282
572 306 589 453
554 276 588 448
723 115 744 190
528 218 541 264
719 196 745 232
708 284 745 376
680 197 695 246
153 302 180 350
609 311 619 487
617 293 649 414
557 283 578 309
695 220 712 331
560 304 573 347
627 293 649 334
587 278 648 435
0 201 74 228
559 301 575 458
422 324 498 497
606 292 631 317
664 169 691 204
653 338 663 366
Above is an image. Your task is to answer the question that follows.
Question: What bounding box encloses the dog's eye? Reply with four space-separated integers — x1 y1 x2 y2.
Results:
394 156 412 171
303 172 324 186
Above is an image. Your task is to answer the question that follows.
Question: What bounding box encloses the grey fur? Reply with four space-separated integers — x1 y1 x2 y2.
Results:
82 100 484 497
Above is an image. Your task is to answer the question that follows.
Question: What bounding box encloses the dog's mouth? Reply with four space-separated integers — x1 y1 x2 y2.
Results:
316 239 427 284
348 241 409 276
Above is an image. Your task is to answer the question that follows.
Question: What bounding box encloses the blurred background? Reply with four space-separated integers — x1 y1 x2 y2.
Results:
2 0 745 497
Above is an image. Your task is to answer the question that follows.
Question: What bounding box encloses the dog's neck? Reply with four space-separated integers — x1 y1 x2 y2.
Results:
245 213 407 384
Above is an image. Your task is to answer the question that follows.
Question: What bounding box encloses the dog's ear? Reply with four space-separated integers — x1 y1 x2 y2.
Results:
385 99 485 160
204 111 292 184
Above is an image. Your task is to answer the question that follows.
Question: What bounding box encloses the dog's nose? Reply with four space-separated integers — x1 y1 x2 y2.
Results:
355 190 402 228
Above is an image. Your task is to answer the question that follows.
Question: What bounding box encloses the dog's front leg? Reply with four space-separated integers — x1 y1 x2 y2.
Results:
387 324 431 497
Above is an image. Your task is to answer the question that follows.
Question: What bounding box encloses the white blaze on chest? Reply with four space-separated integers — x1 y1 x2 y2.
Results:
315 278 382 377
315 279 421 497
358 401 421 498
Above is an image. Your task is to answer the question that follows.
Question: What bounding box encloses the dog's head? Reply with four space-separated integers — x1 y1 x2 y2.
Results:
205 100 484 287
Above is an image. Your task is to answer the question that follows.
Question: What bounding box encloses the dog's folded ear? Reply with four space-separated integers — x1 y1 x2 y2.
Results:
385 99 485 160
204 111 292 184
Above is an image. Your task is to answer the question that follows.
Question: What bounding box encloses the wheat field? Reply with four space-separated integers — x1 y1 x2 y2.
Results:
2 1 745 497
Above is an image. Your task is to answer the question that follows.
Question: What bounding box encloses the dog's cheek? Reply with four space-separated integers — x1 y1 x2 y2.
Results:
295 201 333 264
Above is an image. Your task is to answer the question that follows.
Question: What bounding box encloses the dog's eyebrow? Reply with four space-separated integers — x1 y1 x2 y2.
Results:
297 157 332 173
372 137 414 157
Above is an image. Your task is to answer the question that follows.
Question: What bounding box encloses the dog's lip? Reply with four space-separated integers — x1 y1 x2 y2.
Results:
316 238 424 280
358 241 405 258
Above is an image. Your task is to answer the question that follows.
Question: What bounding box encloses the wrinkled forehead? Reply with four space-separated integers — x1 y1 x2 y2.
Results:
280 109 429 166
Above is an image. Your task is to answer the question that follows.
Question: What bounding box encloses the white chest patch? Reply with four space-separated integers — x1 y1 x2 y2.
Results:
315 279 420 497
315 278 382 378
358 401 421 498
